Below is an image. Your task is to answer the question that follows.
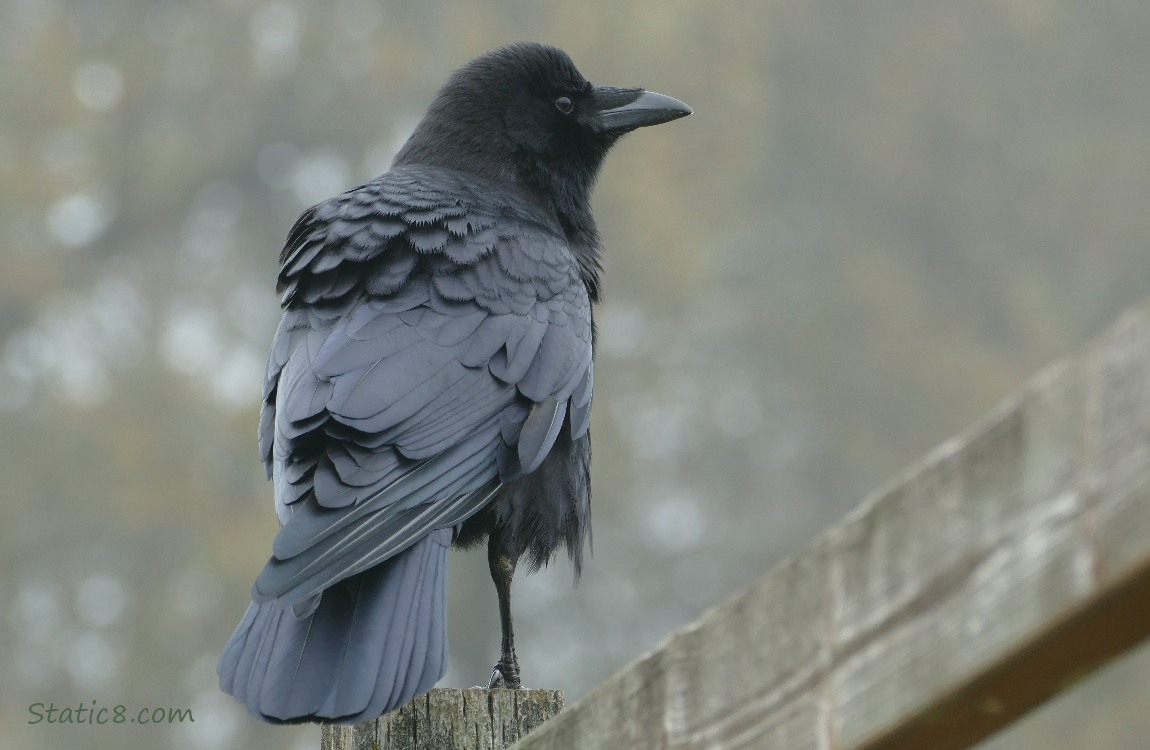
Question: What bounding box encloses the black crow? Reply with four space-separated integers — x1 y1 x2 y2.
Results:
218 41 690 724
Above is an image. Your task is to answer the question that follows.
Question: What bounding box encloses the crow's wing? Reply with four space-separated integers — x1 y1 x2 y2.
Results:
252 167 594 611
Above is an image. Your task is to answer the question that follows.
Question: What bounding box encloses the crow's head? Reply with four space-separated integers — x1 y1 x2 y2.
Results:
393 43 691 218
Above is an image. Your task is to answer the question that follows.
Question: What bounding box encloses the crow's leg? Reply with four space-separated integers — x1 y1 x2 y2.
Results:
485 528 521 689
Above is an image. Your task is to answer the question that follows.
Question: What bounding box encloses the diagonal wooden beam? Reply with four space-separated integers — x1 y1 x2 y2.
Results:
511 301 1150 750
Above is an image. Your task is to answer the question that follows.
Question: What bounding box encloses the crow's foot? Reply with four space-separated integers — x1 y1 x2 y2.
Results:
485 661 522 690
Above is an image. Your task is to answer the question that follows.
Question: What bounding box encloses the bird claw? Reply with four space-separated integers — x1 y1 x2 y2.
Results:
482 664 523 690
471 667 500 689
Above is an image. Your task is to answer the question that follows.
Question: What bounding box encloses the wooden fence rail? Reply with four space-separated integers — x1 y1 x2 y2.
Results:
326 299 1150 749
510 300 1150 749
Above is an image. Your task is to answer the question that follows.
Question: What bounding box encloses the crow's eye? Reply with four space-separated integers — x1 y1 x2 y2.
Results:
554 96 574 114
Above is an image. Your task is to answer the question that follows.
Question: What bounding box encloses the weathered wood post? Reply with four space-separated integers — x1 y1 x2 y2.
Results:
320 688 563 750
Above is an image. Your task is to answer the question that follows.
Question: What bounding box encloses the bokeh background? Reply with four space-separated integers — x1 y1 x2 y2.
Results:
3 1 1150 748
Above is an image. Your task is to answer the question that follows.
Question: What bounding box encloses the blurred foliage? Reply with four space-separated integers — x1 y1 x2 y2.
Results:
2 0 1149 748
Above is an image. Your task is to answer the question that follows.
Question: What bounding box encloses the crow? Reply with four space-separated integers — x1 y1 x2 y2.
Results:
217 41 690 724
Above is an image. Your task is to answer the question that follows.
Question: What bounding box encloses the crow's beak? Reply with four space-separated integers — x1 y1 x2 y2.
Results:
590 87 692 134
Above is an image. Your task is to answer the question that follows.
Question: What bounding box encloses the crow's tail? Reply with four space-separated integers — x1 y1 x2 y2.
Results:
218 529 450 724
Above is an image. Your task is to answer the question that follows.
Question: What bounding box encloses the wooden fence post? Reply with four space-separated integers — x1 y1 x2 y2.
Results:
320 688 563 750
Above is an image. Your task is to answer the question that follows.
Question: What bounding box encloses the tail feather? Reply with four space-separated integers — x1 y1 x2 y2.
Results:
218 529 450 723
364 534 444 716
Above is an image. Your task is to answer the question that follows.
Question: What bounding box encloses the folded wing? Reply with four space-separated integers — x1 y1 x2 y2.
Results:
254 167 594 611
